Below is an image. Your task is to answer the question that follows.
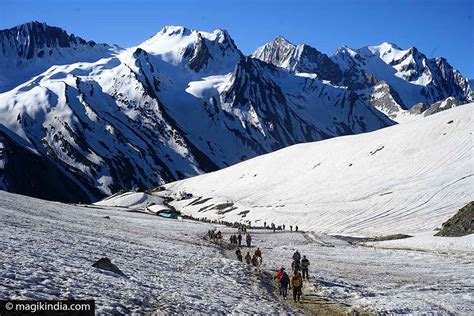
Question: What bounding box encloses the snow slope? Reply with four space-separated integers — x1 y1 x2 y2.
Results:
369 232 474 253
3 189 471 314
166 104 474 236
0 190 284 314
93 191 165 209
218 228 474 314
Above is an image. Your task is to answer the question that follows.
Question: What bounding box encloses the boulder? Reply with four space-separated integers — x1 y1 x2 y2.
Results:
92 257 126 276
409 103 428 114
424 97 459 117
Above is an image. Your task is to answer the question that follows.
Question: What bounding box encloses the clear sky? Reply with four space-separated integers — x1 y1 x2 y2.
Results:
1 0 473 77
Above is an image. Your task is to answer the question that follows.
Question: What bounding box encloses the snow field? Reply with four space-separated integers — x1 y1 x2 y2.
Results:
167 104 474 236
1 188 472 314
93 191 165 209
218 228 473 314
0 190 283 314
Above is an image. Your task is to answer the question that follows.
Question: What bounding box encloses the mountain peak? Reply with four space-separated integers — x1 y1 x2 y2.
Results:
274 35 292 45
0 20 100 60
18 20 47 29
158 25 192 37
138 25 242 74
379 42 402 50
252 36 295 68
0 21 117 92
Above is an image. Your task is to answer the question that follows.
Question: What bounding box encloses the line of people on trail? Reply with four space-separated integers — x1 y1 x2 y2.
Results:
229 232 252 247
228 230 311 304
263 222 299 233
274 250 310 302
235 247 262 267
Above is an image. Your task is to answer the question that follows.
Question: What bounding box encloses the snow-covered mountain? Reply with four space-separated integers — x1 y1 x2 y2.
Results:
166 104 474 236
0 22 396 202
254 39 473 121
0 21 119 92
0 22 471 203
252 36 342 83
335 43 473 117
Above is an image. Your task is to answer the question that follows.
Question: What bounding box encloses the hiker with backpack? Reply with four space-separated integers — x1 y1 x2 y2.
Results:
255 247 262 265
280 268 290 299
290 270 303 302
246 233 252 247
245 252 252 264
292 250 301 271
235 248 242 261
301 255 310 280
275 268 283 283
274 268 285 295
216 230 222 243
251 254 259 267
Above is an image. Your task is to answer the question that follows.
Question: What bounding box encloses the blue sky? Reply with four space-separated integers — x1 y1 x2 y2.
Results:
1 0 473 77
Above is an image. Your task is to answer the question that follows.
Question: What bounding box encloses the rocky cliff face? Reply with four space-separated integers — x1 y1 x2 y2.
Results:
252 36 342 82
435 202 474 237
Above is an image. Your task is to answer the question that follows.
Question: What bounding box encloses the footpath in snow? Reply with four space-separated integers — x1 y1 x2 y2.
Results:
216 227 473 315
1 189 472 314
0 191 284 314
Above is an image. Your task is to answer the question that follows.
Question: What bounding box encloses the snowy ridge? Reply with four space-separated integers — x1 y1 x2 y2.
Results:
0 21 472 203
0 22 395 202
0 21 120 92
255 38 473 122
333 42 473 119
166 104 474 236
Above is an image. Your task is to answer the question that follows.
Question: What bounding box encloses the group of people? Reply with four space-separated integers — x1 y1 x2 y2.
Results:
229 233 252 247
218 229 312 304
235 247 262 266
291 250 310 280
275 250 310 302
207 229 223 242
263 222 299 233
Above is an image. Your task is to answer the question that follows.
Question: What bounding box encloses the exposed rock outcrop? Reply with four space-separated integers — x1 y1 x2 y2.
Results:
435 202 474 237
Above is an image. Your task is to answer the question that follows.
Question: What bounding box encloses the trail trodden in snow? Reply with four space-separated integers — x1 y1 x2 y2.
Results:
220 229 473 315
0 191 284 314
1 190 472 314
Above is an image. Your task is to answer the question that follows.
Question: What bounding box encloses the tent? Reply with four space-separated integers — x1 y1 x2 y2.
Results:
156 209 181 219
